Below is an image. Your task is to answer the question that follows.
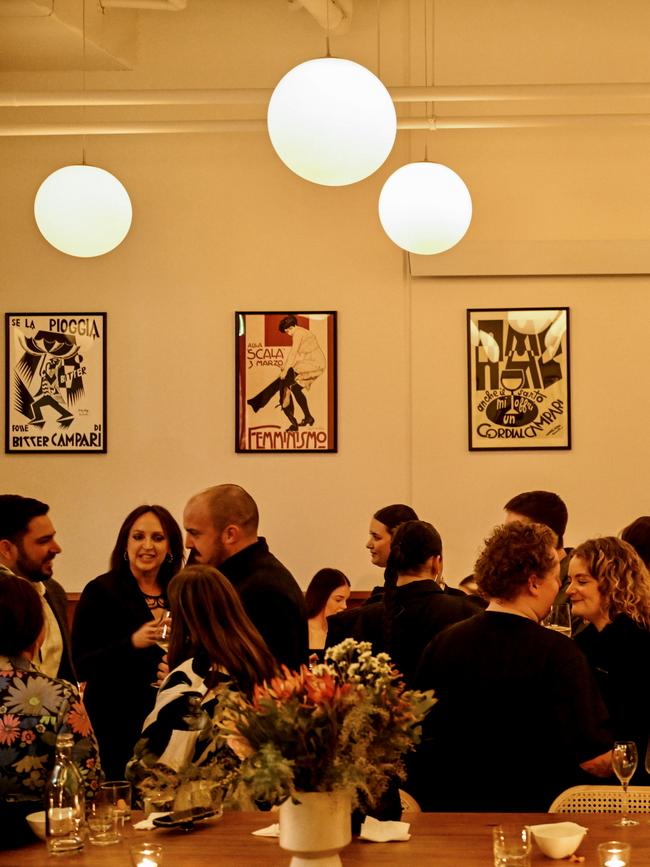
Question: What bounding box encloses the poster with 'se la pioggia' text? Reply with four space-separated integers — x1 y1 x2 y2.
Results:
5 313 106 453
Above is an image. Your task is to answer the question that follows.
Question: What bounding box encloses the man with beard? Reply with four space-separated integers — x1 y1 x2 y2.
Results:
183 484 307 671
0 494 76 683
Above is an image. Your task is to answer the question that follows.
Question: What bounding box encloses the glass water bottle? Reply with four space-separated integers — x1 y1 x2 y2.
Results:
45 732 85 854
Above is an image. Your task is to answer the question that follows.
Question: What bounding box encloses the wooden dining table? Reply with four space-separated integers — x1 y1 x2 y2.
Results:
2 810 649 866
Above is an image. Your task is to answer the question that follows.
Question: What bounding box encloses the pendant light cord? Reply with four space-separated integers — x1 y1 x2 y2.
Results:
325 0 331 57
82 0 87 164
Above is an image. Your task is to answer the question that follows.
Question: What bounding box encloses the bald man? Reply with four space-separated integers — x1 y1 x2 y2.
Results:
183 484 307 671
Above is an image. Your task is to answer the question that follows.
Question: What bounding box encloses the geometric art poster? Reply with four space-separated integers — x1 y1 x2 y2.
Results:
235 311 337 452
5 312 106 453
467 307 570 450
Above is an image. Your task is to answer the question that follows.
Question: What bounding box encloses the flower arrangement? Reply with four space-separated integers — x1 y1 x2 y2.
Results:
217 639 436 808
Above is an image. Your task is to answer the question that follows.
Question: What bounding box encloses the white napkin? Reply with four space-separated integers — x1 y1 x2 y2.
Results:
252 823 280 837
359 816 411 842
132 812 170 830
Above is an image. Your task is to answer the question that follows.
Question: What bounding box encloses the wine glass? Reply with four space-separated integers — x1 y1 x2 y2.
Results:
612 740 638 827
150 612 171 688
155 613 172 652
541 603 572 637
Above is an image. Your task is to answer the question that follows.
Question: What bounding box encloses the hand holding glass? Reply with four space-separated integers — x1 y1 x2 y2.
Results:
150 613 171 687
612 741 638 827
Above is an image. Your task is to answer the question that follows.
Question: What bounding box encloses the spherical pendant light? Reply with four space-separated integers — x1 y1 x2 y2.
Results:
267 57 397 186
378 162 472 255
34 165 132 258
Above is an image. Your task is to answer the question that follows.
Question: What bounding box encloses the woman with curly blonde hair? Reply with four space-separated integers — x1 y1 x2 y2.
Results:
568 536 650 782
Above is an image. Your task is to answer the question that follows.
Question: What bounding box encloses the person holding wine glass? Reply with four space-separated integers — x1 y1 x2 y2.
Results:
72 504 184 779
567 536 650 785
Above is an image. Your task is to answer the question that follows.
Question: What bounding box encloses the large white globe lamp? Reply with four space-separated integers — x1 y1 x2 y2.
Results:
34 165 132 258
267 57 397 186
378 162 472 255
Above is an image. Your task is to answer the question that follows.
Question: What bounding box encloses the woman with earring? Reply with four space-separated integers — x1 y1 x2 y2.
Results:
567 536 650 783
72 504 184 779
351 521 481 684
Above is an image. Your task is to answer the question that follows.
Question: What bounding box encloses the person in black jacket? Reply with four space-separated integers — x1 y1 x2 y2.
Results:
326 503 418 647
183 484 307 671
72 504 184 779
413 521 613 812
0 494 76 684
344 520 480 685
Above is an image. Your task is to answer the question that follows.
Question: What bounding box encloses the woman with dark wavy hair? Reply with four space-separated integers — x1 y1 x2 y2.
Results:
127 565 276 804
72 504 184 779
568 536 650 782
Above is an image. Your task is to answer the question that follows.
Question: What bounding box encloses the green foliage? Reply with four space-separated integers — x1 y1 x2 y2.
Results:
216 639 436 808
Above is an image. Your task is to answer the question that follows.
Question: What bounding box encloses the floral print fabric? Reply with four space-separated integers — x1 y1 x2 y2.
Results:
0 656 102 802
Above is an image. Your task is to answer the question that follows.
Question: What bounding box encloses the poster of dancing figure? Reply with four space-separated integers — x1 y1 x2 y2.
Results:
5 313 106 453
467 307 570 451
236 311 337 452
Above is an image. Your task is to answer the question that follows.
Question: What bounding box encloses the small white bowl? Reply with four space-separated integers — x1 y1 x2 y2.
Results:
529 821 587 859
26 810 46 841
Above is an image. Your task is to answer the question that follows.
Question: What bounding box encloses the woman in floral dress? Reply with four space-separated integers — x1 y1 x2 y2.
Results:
0 569 101 847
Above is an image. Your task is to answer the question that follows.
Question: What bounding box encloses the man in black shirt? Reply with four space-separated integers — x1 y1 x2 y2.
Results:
183 484 307 671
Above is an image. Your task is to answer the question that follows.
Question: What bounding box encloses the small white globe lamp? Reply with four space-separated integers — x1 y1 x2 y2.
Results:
34 165 132 258
378 162 472 255
267 57 397 186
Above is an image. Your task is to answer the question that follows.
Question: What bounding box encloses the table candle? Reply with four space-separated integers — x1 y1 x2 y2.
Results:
597 841 630 867
130 842 163 867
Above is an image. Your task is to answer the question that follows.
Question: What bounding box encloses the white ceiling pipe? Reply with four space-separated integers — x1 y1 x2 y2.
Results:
391 83 650 102
399 114 650 129
0 119 267 135
99 0 187 9
0 89 273 107
4 114 650 136
3 81 650 108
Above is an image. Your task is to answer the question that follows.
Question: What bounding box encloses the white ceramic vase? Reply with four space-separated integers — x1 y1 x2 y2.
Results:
279 790 352 867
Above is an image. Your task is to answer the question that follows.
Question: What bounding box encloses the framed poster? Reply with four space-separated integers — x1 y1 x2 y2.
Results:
5 313 107 454
467 307 570 451
236 311 337 453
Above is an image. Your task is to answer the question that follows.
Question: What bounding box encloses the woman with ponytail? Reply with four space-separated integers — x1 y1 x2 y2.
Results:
351 521 480 685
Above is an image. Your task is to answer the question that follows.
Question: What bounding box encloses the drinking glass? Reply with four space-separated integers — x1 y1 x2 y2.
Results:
85 790 121 846
99 781 132 825
612 740 638 827
150 612 171 687
541 602 572 637
492 824 531 867
156 613 172 653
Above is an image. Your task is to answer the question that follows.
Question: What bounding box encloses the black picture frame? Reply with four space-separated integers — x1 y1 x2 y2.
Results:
235 311 337 453
467 307 571 451
5 312 107 454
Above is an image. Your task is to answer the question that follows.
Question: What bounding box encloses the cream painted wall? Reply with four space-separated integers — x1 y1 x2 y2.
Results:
1 1 649 592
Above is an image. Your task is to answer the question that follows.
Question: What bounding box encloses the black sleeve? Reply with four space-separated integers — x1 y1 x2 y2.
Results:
71 579 156 681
